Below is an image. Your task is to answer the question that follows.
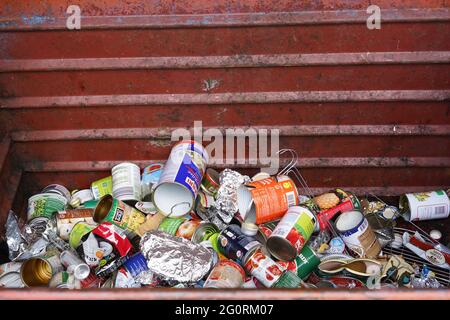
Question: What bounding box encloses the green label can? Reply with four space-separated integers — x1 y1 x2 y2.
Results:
273 270 303 288
158 217 187 235
91 176 113 200
27 193 68 221
69 222 96 249
277 245 320 280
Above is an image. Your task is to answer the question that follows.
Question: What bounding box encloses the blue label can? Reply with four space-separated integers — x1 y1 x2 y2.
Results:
217 224 261 265
123 253 149 278
152 140 208 217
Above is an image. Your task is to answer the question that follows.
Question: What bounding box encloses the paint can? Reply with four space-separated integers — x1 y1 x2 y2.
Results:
141 162 164 201
0 272 25 288
201 168 220 196
69 189 94 208
60 250 90 280
93 194 146 236
56 209 96 240
191 222 220 244
400 190 450 221
42 184 72 202
266 206 317 261
203 260 246 289
91 176 113 200
111 162 142 201
20 257 55 287
217 224 261 264
237 175 299 224
123 252 149 278
152 140 209 217
27 193 68 221
276 245 320 280
243 246 285 288
335 210 381 258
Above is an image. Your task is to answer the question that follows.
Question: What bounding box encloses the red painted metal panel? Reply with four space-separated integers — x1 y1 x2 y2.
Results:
0 1 449 299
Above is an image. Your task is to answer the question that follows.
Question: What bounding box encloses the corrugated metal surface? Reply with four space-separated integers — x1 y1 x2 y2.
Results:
0 0 449 299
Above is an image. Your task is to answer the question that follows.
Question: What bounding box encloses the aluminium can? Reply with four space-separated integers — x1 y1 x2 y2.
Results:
217 224 261 264
266 206 317 261
203 260 246 289
399 190 450 221
237 175 299 224
56 208 95 240
243 246 285 288
112 162 142 201
91 176 113 200
152 140 209 217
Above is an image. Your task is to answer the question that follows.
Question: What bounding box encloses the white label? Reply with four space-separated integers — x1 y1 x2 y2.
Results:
406 190 450 221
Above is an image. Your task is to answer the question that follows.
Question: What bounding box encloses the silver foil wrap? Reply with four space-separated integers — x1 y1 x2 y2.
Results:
140 231 214 283
207 169 250 225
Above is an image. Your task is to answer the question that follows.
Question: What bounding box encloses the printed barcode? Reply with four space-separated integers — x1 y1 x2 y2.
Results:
286 191 296 206
435 206 446 215
113 187 134 199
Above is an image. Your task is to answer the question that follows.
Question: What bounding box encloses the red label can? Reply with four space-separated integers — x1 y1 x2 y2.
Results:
243 247 285 288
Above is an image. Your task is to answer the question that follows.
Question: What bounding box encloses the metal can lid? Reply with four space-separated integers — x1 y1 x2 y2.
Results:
241 222 258 237
430 229 442 241
251 172 271 182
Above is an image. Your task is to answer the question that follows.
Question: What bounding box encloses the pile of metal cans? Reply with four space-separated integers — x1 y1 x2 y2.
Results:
1 140 449 290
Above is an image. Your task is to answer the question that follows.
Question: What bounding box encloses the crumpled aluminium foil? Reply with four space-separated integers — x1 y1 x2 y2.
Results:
140 231 214 283
206 169 250 225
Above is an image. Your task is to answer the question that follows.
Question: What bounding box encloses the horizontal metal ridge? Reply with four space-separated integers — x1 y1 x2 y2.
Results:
0 9 449 31
1 90 449 109
11 125 450 141
1 52 449 72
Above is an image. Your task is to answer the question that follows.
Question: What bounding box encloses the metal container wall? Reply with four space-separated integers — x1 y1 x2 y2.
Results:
0 0 449 299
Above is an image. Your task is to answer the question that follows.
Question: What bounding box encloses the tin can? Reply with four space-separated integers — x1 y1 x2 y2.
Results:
176 219 202 240
69 189 94 208
49 271 72 288
80 272 102 288
60 250 90 280
112 162 142 201
237 175 299 224
203 260 246 288
191 222 220 244
69 221 96 249
91 176 113 200
93 194 146 236
152 140 209 217
400 190 450 221
194 189 216 218
123 252 149 278
257 221 278 244
27 193 68 221
20 257 54 287
56 209 95 240
42 184 71 202
335 210 381 258
114 267 141 288
0 272 25 288
217 224 261 264
243 246 285 288
266 206 317 261
276 245 320 280
272 270 303 288
0 262 23 277
158 217 187 235
201 168 220 196
141 162 164 201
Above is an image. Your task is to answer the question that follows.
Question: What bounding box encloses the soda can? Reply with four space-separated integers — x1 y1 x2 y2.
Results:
243 246 285 288
191 222 220 244
56 209 96 240
141 163 164 201
112 162 142 201
93 194 146 236
69 221 96 249
400 190 450 221
0 272 25 288
27 193 68 221
91 176 113 200
276 245 320 280
20 257 54 287
69 189 94 208
42 184 72 202
335 210 381 258
60 250 90 280
217 224 261 264
201 168 220 196
203 260 246 289
266 206 317 261
237 176 299 224
152 140 209 217
123 252 149 278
